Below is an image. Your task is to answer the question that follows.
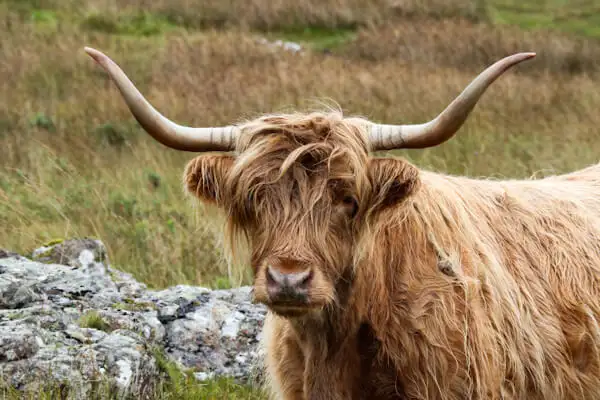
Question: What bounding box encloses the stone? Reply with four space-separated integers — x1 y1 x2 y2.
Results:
0 325 39 361
31 238 107 268
0 249 18 258
0 238 267 397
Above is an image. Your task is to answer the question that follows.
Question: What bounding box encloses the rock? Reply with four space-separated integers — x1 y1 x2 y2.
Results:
31 238 107 268
110 268 148 298
93 330 159 395
0 280 43 309
149 284 267 383
0 239 267 397
0 325 39 361
65 325 108 344
0 249 18 258
256 37 303 54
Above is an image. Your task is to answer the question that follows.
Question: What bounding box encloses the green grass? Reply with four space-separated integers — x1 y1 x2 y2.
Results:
1 0 599 289
152 349 265 399
81 12 179 36
78 310 112 332
489 0 600 38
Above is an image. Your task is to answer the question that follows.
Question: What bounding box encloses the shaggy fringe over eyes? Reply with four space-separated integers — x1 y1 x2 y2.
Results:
221 110 373 266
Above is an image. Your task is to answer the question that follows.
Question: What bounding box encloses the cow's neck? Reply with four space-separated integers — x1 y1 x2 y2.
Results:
281 267 380 399
289 265 364 355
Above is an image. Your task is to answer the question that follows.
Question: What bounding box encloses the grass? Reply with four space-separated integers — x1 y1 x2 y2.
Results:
1 0 599 288
81 12 178 37
151 349 265 400
338 17 600 75
78 310 111 332
1 0 600 396
490 0 600 38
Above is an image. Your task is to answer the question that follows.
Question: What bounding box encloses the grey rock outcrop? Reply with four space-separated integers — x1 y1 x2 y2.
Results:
0 239 267 398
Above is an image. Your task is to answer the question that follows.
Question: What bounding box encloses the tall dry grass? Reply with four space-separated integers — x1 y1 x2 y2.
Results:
338 18 600 75
1 2 600 289
7 0 487 30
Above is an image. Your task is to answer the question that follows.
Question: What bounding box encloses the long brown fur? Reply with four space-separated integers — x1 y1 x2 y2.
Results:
184 110 600 399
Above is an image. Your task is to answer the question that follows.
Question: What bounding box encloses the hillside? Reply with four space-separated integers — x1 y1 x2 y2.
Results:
1 0 599 289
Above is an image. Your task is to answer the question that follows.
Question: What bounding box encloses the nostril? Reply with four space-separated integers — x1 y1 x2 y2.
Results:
266 266 282 299
266 265 285 286
284 269 312 290
295 269 313 289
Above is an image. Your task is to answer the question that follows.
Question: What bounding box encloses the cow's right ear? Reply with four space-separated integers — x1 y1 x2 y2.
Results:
367 157 421 213
183 154 235 205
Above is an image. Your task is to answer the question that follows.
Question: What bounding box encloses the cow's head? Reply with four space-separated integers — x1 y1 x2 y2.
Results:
84 47 534 318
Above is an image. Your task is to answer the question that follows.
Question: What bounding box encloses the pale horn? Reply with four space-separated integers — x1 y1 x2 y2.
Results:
369 52 536 151
84 47 239 152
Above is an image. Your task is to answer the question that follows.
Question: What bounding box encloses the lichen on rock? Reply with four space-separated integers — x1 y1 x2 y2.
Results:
0 238 267 398
31 238 107 268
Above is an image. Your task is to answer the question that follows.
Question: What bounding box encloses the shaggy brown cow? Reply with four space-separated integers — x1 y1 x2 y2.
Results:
84 47 600 400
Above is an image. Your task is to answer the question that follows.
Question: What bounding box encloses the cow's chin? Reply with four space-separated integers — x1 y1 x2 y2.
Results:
267 303 324 318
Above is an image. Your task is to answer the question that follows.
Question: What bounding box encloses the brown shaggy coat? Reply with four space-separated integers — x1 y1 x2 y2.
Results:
184 111 600 400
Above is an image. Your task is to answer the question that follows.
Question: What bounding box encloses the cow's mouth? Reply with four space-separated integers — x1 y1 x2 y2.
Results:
268 302 323 318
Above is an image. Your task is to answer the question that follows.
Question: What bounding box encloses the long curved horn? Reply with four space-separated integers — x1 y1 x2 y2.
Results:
84 47 239 152
369 52 536 151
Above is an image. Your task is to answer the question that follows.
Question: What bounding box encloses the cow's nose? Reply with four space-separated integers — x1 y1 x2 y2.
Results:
266 264 312 302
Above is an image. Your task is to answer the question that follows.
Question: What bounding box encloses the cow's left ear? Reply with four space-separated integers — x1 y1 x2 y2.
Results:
183 154 235 206
367 158 420 211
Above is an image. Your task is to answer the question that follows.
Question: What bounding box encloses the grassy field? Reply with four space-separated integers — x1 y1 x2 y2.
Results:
1 0 600 396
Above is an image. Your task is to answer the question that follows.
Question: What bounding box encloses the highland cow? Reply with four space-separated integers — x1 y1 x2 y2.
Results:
84 47 600 400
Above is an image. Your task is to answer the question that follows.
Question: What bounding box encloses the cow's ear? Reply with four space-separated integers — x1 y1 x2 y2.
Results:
184 154 234 205
367 158 420 211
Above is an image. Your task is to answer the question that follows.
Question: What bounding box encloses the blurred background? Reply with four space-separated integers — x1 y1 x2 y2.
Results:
1 0 599 291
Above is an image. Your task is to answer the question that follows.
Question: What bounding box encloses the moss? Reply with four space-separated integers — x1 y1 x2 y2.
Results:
112 299 157 312
7 312 24 321
108 270 120 282
42 238 63 247
31 238 64 261
31 247 54 261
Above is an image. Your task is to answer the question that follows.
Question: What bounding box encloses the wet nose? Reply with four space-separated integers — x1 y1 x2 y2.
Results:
266 264 313 302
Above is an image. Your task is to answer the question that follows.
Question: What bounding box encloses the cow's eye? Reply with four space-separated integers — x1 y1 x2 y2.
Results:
342 196 359 218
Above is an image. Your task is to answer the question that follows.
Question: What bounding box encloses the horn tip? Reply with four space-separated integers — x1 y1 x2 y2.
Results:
502 52 536 68
83 46 108 67
517 52 536 60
